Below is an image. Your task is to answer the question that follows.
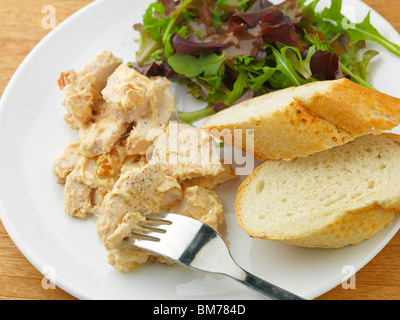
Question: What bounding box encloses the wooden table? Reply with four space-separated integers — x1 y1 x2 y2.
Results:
1 0 400 301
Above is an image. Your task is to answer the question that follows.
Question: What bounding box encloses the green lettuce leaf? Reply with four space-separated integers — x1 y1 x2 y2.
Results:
168 52 226 78
346 11 400 57
268 45 308 88
303 0 400 57
178 106 215 125
142 2 169 42
227 70 248 105
249 66 276 93
134 23 163 65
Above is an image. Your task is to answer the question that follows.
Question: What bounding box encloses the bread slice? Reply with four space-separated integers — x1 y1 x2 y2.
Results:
235 133 400 248
202 79 400 160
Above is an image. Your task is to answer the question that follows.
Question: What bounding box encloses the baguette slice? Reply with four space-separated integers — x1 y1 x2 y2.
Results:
235 133 400 248
202 79 400 160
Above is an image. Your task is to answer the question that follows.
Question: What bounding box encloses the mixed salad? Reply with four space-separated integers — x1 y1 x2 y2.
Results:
132 0 400 124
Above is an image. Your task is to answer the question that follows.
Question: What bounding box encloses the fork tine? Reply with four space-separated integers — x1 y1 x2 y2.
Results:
123 212 171 245
125 233 160 243
140 212 172 225
140 212 168 218
135 224 166 234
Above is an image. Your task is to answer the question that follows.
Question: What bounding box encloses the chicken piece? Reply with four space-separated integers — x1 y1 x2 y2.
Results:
125 125 163 156
179 163 238 190
78 100 130 158
63 173 93 218
120 155 147 174
58 51 122 128
123 75 176 156
78 116 127 158
63 145 126 218
170 186 224 231
101 65 174 124
97 163 182 243
149 122 226 180
79 66 175 158
53 142 81 184
95 147 126 178
97 163 182 271
158 175 184 210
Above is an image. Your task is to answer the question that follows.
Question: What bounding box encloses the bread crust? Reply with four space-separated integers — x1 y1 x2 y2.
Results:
203 79 400 160
235 133 400 249
302 79 400 135
206 99 353 160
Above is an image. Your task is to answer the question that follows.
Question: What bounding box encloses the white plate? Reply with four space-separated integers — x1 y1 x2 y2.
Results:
1 0 400 300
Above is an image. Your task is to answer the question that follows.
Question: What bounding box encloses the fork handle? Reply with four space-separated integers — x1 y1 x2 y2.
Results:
230 266 305 300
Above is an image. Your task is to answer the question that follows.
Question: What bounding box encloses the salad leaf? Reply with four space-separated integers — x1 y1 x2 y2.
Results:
269 45 308 87
285 46 314 80
134 23 163 65
249 66 276 92
178 105 215 125
142 2 169 42
161 0 194 44
301 0 400 57
227 70 249 105
231 4 273 28
310 50 342 81
167 52 226 78
132 0 400 125
172 34 227 56
347 12 400 57
260 9 299 47
358 50 379 81
325 0 400 56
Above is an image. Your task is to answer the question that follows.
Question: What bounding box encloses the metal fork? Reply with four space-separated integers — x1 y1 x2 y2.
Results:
123 212 305 300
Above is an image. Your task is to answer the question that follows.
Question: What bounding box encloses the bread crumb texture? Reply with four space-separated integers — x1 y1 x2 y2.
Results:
236 134 400 248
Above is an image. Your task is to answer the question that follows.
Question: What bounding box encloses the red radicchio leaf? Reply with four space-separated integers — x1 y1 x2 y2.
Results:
224 27 266 61
261 9 290 25
230 10 270 28
172 33 228 56
199 0 217 36
231 9 299 48
132 61 175 78
232 23 249 37
310 50 342 81
247 0 274 12
232 0 300 28
231 0 299 28
260 24 298 47
260 10 299 47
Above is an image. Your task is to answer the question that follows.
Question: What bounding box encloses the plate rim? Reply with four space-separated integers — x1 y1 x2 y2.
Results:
0 0 107 301
0 0 400 300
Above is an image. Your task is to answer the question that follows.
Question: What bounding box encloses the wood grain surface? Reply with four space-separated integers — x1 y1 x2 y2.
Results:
1 0 400 300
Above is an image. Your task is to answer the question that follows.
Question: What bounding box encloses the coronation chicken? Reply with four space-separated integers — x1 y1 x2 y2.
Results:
97 123 235 271
53 51 237 272
58 51 122 129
